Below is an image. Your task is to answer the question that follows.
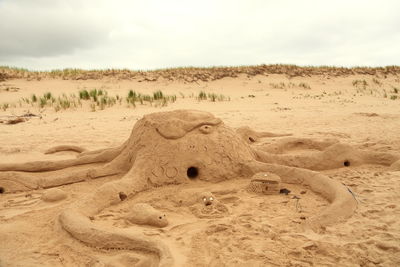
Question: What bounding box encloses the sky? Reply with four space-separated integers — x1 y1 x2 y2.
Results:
0 0 399 70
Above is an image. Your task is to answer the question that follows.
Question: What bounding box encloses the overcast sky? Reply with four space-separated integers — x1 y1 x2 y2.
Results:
0 0 399 70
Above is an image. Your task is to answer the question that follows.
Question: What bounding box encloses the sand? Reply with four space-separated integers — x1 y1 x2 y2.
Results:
0 69 400 266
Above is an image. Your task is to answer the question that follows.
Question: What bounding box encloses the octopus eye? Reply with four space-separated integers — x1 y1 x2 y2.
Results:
199 125 213 134
159 216 162 219
203 197 207 202
210 197 213 201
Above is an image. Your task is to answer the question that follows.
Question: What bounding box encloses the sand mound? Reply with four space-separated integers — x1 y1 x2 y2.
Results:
2 110 382 265
1 76 399 267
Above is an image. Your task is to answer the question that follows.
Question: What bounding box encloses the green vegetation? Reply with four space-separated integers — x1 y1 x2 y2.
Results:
352 79 368 90
79 90 90 100
153 90 163 100
43 92 52 100
1 89 115 112
198 91 207 100
372 78 383 86
126 90 177 107
298 82 311 89
269 82 287 89
196 91 230 102
389 86 399 100
1 87 233 113
2 65 400 83
351 79 400 99
269 82 311 89
1 103 9 111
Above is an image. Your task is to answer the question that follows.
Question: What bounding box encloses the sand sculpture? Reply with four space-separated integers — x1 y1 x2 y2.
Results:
247 172 281 195
123 203 168 228
200 191 215 206
40 188 67 202
186 191 229 219
1 109 399 266
253 137 400 170
235 126 292 143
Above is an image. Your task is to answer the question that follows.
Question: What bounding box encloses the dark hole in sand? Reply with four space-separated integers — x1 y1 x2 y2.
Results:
119 192 127 201
187 167 199 179
280 188 291 195
0 187 4 194
344 160 350 167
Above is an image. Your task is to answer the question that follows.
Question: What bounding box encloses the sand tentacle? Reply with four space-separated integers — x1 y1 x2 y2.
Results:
59 164 174 266
244 161 358 229
44 145 88 154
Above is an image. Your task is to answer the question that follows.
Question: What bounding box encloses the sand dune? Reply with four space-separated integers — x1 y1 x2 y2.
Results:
0 67 399 266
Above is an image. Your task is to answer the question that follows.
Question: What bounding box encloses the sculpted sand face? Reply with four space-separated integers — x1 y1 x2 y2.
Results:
124 203 168 228
1 109 399 266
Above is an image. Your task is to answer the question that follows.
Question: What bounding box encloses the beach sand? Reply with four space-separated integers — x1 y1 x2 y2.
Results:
0 67 399 266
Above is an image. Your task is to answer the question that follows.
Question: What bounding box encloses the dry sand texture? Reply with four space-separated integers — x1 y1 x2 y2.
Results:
0 66 400 266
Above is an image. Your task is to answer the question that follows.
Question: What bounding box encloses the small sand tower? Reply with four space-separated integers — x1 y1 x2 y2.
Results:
247 172 281 195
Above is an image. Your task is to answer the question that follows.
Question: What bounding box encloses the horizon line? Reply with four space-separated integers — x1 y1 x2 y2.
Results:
1 63 400 73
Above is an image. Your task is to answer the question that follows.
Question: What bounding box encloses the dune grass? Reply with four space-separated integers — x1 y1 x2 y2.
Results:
196 91 230 102
269 82 311 89
1 103 9 111
2 65 400 82
2 89 180 112
0 88 234 113
126 90 177 107
17 90 117 112
351 79 399 99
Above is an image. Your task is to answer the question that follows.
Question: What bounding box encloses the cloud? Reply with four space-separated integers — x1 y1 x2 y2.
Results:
0 0 112 60
0 0 399 70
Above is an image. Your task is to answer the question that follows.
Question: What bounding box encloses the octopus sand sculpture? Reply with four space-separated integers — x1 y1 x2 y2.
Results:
1 110 399 266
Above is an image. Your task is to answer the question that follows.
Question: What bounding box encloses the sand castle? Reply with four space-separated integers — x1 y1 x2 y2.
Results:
247 172 281 195
1 109 399 266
